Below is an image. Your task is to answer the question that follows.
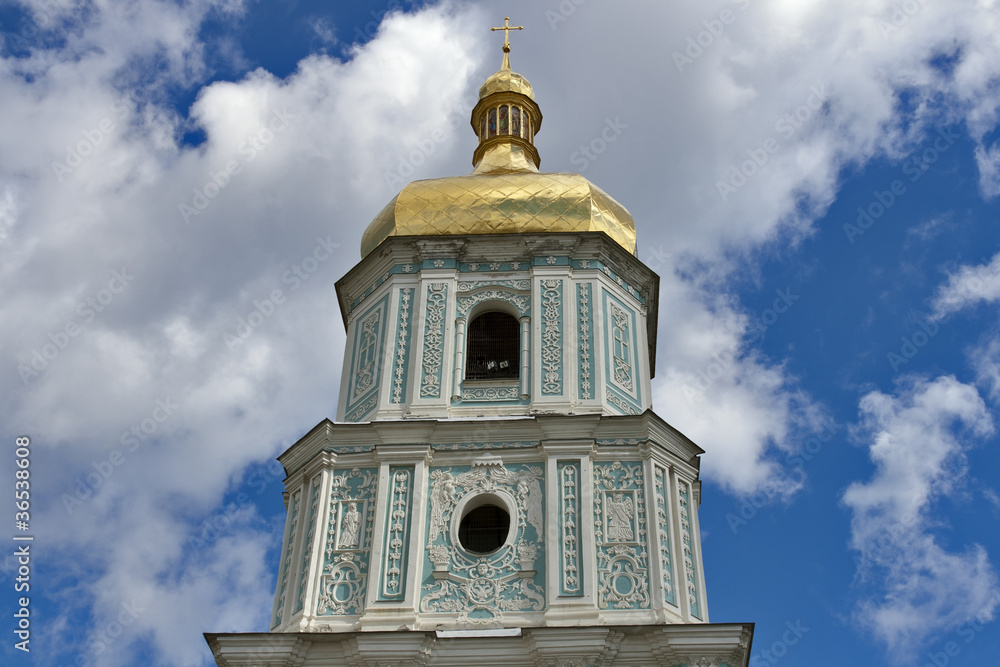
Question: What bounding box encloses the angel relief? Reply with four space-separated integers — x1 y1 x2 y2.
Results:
607 492 635 542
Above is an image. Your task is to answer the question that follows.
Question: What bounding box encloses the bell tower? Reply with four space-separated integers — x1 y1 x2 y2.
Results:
206 20 754 667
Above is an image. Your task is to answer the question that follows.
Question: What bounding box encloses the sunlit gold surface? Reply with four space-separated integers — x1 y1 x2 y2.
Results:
479 67 534 100
360 169 637 257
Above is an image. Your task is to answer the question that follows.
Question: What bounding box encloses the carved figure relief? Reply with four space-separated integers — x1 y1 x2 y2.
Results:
338 502 361 549
606 492 635 541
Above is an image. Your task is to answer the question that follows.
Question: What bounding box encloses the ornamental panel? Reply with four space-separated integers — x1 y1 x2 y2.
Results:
272 489 301 628
679 479 702 619
601 290 641 414
540 279 564 395
577 283 594 400
653 466 676 607
594 461 650 610
391 288 414 404
420 456 546 624
294 478 322 613
456 287 529 317
344 295 389 421
558 461 582 596
379 467 414 600
419 284 448 398
317 468 378 616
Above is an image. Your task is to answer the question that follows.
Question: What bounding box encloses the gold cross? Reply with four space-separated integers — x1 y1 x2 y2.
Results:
490 16 523 53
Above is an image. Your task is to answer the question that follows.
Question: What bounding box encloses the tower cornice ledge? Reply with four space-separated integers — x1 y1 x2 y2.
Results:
277 410 703 480
206 622 754 666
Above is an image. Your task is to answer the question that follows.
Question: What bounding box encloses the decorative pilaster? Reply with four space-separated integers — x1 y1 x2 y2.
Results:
451 317 467 401
420 284 448 399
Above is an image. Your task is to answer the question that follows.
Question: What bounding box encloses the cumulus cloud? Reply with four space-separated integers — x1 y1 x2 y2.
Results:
842 376 999 656
931 251 1000 318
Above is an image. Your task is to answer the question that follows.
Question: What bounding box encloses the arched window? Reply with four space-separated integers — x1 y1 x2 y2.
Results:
465 311 519 380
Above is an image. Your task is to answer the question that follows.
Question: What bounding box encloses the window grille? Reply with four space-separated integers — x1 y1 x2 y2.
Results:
465 311 519 380
458 504 510 554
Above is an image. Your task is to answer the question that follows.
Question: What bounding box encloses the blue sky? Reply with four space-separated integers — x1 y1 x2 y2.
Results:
2 1 1000 665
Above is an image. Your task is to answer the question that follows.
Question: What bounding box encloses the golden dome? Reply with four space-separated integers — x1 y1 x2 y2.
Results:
479 67 534 100
358 22 636 258
360 170 637 257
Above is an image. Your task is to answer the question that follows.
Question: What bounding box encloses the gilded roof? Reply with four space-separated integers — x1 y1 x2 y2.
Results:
360 171 637 257
479 68 534 100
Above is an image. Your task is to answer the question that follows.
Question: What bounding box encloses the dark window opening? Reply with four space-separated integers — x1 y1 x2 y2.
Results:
458 504 510 554
465 311 519 380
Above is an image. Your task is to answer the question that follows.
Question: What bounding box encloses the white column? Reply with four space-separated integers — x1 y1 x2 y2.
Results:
451 317 467 401
519 316 530 399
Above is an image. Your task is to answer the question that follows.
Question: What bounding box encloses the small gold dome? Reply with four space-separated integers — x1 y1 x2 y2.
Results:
360 171 637 257
479 68 534 101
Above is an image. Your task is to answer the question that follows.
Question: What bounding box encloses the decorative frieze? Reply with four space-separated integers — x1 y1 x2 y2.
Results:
461 385 521 401
432 441 539 451
456 289 529 317
457 279 530 292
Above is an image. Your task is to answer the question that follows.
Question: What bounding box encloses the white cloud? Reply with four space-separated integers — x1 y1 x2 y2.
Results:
931 251 1000 317
975 143 1000 198
652 278 824 498
971 335 1000 403
842 376 999 655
